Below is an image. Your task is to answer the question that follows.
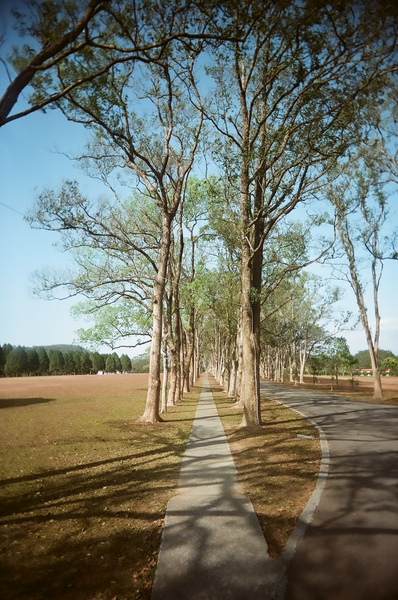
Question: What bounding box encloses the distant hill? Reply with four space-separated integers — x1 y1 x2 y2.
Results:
35 344 86 353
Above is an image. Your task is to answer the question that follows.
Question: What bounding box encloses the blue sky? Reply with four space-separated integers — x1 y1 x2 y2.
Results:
1 2 397 357
0 108 109 349
0 2 96 350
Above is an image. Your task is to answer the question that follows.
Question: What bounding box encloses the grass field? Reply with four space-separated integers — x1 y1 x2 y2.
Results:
0 374 199 600
288 374 398 405
213 382 321 557
0 372 324 598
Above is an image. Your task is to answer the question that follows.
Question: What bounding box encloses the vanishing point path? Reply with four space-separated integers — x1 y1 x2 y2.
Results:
151 375 398 599
151 373 285 600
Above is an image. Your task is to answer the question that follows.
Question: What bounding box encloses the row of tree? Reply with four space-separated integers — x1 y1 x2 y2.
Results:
2 0 398 422
2 339 396 380
0 344 133 377
307 346 398 379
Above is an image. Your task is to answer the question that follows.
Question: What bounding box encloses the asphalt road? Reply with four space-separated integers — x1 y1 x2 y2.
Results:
260 382 398 600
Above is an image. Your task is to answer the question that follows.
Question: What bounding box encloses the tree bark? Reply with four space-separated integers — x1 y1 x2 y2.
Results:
140 212 172 422
161 344 169 414
239 171 262 426
335 214 383 400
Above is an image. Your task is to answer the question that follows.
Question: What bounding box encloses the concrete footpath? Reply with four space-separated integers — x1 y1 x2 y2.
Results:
151 374 285 600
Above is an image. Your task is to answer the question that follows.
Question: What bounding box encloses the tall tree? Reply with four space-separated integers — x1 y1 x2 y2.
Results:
79 350 93 374
179 178 214 392
90 351 105 373
48 348 65 374
28 33 204 422
120 353 132 373
26 347 40 375
64 351 77 374
324 337 357 386
36 346 49 374
328 159 394 399
164 208 184 407
105 352 122 373
205 0 398 425
4 346 28 376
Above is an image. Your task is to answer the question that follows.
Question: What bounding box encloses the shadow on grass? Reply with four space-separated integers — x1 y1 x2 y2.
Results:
0 397 55 409
212 390 321 556
0 446 176 487
0 425 195 599
1 524 161 600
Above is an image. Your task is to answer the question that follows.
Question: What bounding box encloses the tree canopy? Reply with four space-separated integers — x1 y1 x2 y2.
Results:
2 0 398 413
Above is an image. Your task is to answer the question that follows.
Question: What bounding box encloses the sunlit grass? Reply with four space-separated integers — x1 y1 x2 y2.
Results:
292 375 398 405
3 371 370 597
211 378 321 556
0 374 199 600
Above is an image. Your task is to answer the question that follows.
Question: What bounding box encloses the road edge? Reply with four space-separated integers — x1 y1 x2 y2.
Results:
278 404 330 565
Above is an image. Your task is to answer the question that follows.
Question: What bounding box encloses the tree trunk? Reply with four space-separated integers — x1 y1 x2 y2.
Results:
229 356 237 397
335 207 384 401
233 308 243 404
164 292 176 407
194 335 201 381
141 278 164 422
299 342 307 384
368 337 383 400
240 238 262 426
140 212 172 422
167 358 178 406
238 76 267 425
183 310 194 393
289 355 294 383
239 162 265 426
161 345 169 414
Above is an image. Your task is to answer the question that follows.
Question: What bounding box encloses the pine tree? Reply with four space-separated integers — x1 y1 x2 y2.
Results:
5 346 29 377
120 354 132 373
36 347 49 374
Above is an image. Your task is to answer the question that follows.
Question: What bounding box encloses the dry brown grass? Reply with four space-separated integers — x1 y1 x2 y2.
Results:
0 374 199 600
209 377 321 556
289 374 398 405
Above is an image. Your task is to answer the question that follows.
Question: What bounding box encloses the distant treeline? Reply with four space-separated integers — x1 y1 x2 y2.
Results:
351 349 398 374
0 343 139 377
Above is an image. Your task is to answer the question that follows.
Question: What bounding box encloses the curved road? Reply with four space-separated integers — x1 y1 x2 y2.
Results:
260 382 398 600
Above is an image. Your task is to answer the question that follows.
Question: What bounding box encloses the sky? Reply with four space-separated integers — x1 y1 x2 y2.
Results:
1 2 398 358
0 1 117 352
0 107 114 351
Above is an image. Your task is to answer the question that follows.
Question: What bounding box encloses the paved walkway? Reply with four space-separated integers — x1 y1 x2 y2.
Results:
151 374 285 600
